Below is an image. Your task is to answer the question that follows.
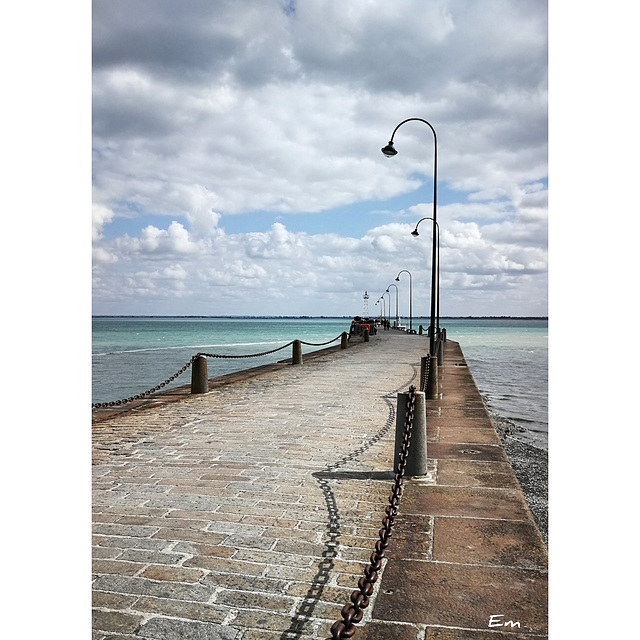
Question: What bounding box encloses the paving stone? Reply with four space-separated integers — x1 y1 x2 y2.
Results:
137 617 239 640
97 536 168 551
400 484 532 521
232 609 310 633
92 575 212 602
133 596 229 624
182 555 267 576
171 541 236 558
200 571 290 594
437 426 501 444
427 442 507 462
375 559 547 634
436 460 519 489
92 591 138 610
432 516 547 569
92 559 144 576
424 626 538 639
139 564 206 582
118 549 184 565
92 609 142 634
355 621 421 640
214 588 295 612
92 523 160 538
152 528 228 545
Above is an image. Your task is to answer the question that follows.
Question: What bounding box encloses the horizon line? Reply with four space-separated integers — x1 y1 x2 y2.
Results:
92 314 549 320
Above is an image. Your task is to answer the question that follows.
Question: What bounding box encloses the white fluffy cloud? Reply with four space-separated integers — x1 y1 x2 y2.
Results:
92 0 548 316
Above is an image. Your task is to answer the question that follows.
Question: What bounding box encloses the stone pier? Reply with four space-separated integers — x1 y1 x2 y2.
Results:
92 330 547 639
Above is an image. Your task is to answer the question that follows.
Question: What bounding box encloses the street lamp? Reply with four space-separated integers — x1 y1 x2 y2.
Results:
383 291 391 326
412 217 440 336
376 297 385 324
386 283 399 326
382 118 438 356
395 269 413 333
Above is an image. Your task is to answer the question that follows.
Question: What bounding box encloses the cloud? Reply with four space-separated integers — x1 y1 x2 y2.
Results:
92 203 114 241
92 0 548 317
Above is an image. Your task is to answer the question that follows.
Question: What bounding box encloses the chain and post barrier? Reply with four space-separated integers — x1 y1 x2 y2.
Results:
326 384 423 640
92 332 352 409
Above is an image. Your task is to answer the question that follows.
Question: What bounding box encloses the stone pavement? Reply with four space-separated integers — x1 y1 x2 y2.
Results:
92 330 547 639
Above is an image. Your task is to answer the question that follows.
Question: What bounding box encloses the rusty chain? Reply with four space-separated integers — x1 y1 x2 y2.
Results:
299 336 342 346
420 354 429 393
326 384 417 640
92 334 344 409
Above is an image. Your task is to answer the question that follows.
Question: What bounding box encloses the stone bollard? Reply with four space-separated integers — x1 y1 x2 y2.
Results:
394 390 428 476
363 327 369 342
190 355 208 394
341 331 348 349
426 355 438 399
292 339 303 365
437 337 444 366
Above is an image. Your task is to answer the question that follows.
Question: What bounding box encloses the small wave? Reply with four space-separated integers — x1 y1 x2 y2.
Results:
92 340 286 357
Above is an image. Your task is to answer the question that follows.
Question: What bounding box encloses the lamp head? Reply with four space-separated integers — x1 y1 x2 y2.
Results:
381 141 397 157
395 276 399 281
411 228 420 237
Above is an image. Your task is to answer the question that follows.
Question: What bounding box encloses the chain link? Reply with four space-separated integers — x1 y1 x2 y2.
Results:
326 384 417 640
92 334 344 409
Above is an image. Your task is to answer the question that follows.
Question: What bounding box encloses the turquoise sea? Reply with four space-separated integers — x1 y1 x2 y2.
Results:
92 316 548 450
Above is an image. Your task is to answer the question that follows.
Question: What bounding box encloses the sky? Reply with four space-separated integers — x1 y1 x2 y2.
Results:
4 3 640 633
91 0 549 318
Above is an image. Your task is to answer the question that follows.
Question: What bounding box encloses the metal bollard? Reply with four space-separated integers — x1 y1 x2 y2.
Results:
426 355 438 399
437 337 444 366
190 355 208 394
341 331 348 349
394 390 428 476
418 325 423 335
292 339 303 365
363 327 369 342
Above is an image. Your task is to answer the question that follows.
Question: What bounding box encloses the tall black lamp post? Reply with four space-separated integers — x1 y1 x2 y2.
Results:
412 217 440 336
395 269 413 333
386 283 399 326
382 118 438 356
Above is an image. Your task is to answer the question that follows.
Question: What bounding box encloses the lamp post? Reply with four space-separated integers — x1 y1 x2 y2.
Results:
376 297 385 324
383 291 391 326
382 118 438 356
395 269 413 333
386 283 399 326
412 217 440 336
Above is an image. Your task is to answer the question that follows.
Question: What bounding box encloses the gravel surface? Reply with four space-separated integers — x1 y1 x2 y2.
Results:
492 414 548 547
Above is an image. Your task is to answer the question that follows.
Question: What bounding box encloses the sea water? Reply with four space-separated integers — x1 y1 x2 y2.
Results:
91 317 350 404
92 316 548 450
441 318 548 450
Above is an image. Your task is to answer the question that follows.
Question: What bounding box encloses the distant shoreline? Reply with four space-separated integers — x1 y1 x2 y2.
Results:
92 315 548 320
